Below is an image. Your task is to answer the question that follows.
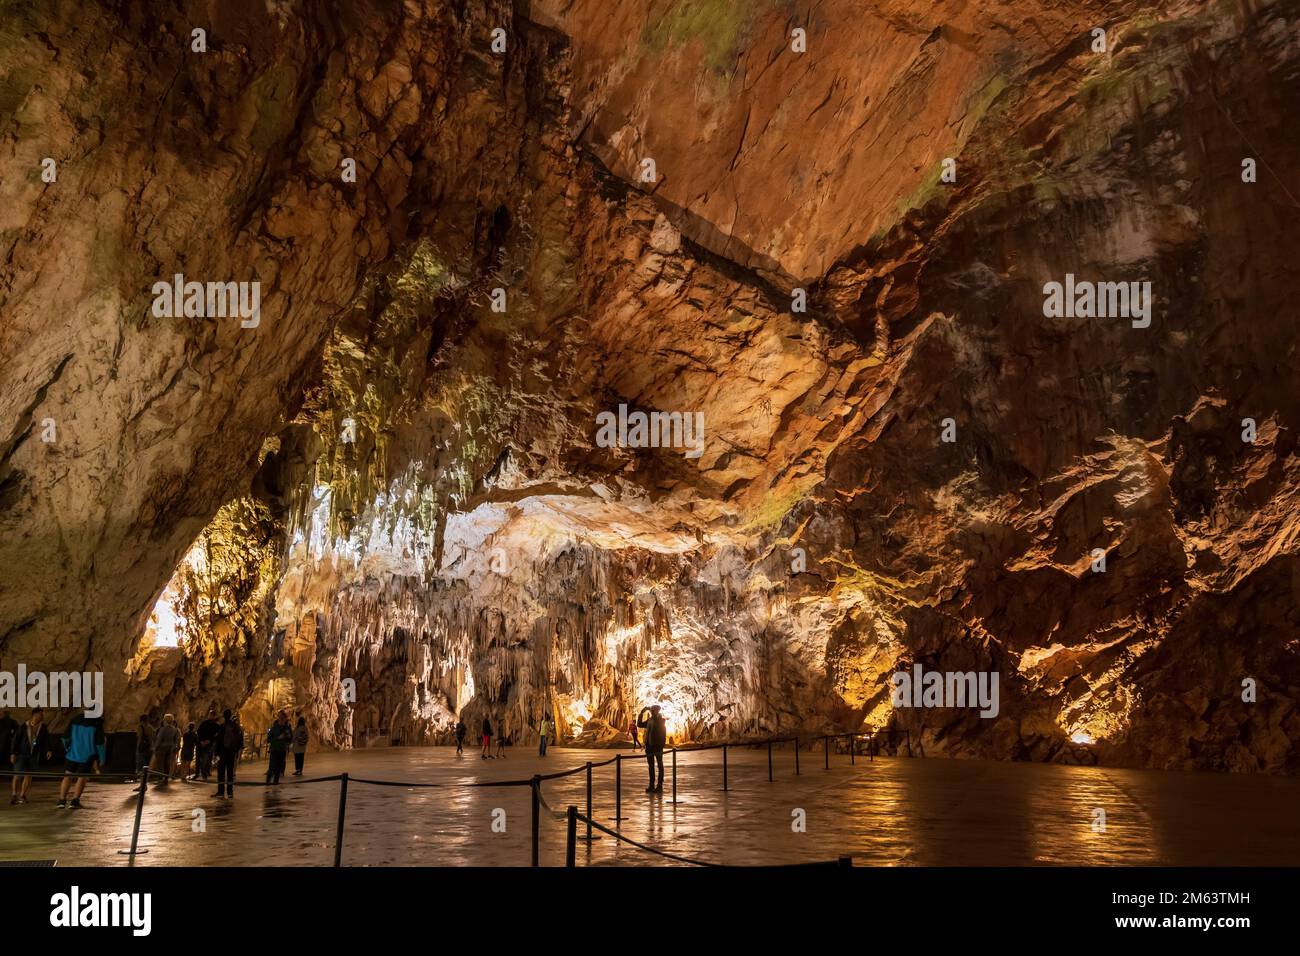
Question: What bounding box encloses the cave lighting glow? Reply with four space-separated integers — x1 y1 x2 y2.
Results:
1070 730 1096 745
147 596 186 648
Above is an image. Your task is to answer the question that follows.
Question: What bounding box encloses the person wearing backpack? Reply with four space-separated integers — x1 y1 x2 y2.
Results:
454 719 467 755
480 716 493 759
291 716 309 776
195 705 220 780
265 710 292 784
637 705 668 794
213 710 244 798
58 713 106 809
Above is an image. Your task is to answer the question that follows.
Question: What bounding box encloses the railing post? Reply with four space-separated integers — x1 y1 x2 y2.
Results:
585 761 593 842
850 733 855 765
565 805 577 868
530 775 541 867
118 767 150 857
669 749 678 804
614 755 622 823
824 734 830 770
795 736 800 775
722 744 728 791
333 773 349 868
767 740 773 782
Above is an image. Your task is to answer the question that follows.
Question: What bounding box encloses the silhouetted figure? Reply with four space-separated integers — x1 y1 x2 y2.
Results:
496 720 507 758
0 710 16 778
266 710 291 784
196 706 219 780
454 719 467 755
213 710 243 799
480 717 493 759
638 705 667 794
180 722 197 780
153 714 180 785
629 719 640 751
9 708 50 804
292 716 308 776
133 714 155 792
58 713 105 809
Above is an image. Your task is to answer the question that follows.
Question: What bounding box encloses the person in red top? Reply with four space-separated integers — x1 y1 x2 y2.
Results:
629 718 640 751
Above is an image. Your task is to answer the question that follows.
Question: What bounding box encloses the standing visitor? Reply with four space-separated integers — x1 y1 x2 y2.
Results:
213 709 243 799
629 718 640 751
9 708 50 805
538 714 553 757
495 720 508 758
266 710 292 784
58 713 106 810
637 705 667 794
480 716 493 759
180 722 197 780
0 710 16 776
454 719 467 755
292 716 309 776
153 714 181 785
133 714 155 792
196 705 219 780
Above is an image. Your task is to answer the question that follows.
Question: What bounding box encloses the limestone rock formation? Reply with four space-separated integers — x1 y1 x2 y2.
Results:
3 0 1299 773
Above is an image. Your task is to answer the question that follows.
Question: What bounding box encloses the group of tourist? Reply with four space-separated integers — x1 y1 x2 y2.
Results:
0 702 315 809
445 703 668 793
134 706 309 796
4 698 670 808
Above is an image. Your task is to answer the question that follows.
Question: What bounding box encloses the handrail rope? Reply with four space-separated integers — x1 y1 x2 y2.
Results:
575 812 721 866
162 769 344 787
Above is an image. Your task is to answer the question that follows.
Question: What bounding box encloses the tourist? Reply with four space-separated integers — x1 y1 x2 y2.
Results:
0 709 16 777
213 709 243 799
292 716 309 776
58 713 106 810
133 714 154 791
153 714 180 785
637 705 667 794
266 710 292 784
9 708 51 805
629 718 640 751
538 713 553 757
480 716 493 759
180 722 197 780
195 705 219 780
454 719 467 755
495 720 507 758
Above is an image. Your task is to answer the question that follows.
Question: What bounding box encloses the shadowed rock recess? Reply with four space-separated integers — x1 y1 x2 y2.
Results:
2 0 1298 772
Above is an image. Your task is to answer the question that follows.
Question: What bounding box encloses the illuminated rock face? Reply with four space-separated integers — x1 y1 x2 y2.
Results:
2 1 1299 772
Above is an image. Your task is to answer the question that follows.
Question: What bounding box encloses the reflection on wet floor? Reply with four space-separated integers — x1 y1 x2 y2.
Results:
3 745 1298 866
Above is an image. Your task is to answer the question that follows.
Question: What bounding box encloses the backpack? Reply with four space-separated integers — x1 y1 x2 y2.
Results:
222 722 239 749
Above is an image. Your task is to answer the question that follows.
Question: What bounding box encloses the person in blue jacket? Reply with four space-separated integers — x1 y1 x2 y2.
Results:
58 713 106 810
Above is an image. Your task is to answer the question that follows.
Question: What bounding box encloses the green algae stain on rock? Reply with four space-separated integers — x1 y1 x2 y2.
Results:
641 0 765 75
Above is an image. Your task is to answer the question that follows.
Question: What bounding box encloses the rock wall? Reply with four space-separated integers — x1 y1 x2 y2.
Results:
3 0 1299 772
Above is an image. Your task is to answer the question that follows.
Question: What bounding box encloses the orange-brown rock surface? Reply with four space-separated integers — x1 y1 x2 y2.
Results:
2 0 1299 773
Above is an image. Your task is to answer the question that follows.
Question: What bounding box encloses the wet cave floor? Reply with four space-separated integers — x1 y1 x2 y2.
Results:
3 746 1298 867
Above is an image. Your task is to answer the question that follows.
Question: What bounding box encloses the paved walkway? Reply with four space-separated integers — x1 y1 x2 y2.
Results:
2 745 1298 866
